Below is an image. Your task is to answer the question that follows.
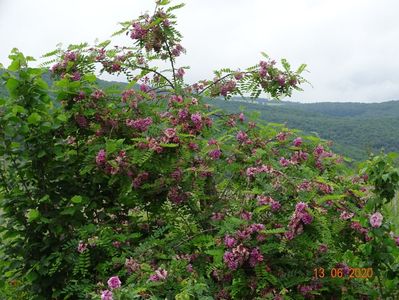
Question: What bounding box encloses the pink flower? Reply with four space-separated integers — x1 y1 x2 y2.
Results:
164 128 177 139
224 235 236 248
107 276 121 290
301 213 313 225
369 212 383 228
211 212 224 221
186 264 193 272
191 112 202 125
126 117 153 132
176 68 185 78
77 242 87 253
96 149 107 165
130 22 147 39
170 95 183 104
240 211 252 220
270 200 281 211
101 290 113 300
395 236 399 246
276 132 288 142
238 112 245 122
72 71 81 81
125 258 140 274
208 149 222 160
249 247 263 267
340 211 354 220
279 157 290 167
220 80 236 96
91 89 105 100
293 137 303 147
318 244 328 253
75 114 88 128
149 268 168 281
295 202 307 212
236 131 248 143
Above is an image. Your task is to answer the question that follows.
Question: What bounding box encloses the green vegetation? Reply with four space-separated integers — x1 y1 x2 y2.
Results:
210 98 399 161
1 71 398 161
0 1 398 299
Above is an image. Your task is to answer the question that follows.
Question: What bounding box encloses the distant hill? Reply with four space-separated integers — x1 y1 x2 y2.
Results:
210 98 399 161
1 70 398 161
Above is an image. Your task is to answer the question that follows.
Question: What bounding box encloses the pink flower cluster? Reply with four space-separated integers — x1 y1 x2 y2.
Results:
126 117 153 132
236 131 248 143
176 68 185 79
246 164 274 178
208 149 222 160
220 80 236 96
351 221 371 241
101 276 122 300
132 172 149 189
257 195 281 212
318 182 333 194
96 149 107 165
298 281 322 296
75 114 88 128
130 22 148 40
259 60 274 78
51 50 79 78
167 186 188 204
293 137 303 147
171 44 185 57
91 89 105 100
340 211 354 220
77 242 88 253
125 258 140 274
149 268 168 281
223 244 263 270
285 202 313 240
369 212 383 228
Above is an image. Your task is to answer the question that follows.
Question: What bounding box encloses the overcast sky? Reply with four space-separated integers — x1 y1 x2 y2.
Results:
1 0 398 102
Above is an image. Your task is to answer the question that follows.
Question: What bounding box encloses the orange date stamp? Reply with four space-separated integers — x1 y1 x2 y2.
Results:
313 267 373 279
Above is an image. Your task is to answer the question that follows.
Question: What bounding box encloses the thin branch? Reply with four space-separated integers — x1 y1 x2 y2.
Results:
198 70 255 96
164 40 177 86
126 60 175 90
198 73 233 95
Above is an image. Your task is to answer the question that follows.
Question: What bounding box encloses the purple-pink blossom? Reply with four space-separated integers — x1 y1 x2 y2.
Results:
101 290 113 300
279 157 290 167
77 242 88 253
224 235 237 248
107 276 121 289
249 247 264 267
370 212 383 228
236 131 248 143
164 128 177 139
125 117 153 132
293 137 303 147
340 211 354 220
191 112 202 125
149 268 168 281
176 68 185 78
208 149 222 160
96 149 107 165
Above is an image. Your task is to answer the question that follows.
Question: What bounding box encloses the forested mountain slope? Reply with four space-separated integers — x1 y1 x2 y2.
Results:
209 98 399 161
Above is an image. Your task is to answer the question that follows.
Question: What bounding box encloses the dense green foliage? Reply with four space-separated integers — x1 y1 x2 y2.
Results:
0 1 399 299
2 75 399 162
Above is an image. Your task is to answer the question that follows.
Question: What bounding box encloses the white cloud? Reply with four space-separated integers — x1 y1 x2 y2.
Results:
1 0 398 102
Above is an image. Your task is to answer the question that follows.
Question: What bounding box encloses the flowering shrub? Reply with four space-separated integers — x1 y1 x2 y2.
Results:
0 1 399 299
